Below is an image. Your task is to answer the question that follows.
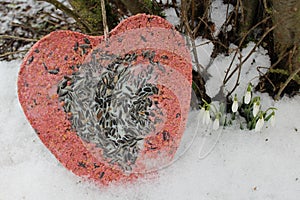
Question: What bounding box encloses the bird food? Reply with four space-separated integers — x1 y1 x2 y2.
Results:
18 14 192 185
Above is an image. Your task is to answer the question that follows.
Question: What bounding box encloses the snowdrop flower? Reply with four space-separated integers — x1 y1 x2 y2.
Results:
199 107 205 118
244 84 252 104
253 100 260 117
212 117 220 130
255 115 264 132
270 113 275 127
231 94 238 113
203 109 211 125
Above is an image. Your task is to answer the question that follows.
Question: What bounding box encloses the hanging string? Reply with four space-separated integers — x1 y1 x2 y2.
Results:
101 0 109 40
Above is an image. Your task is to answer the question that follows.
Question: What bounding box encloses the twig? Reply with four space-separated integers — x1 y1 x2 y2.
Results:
37 0 93 33
171 0 180 18
101 0 109 40
268 50 289 71
275 65 300 100
288 45 297 73
190 37 203 72
0 50 28 58
195 40 212 47
0 35 38 42
257 66 277 91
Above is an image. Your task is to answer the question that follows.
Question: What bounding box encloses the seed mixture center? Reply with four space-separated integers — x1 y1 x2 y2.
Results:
57 50 164 171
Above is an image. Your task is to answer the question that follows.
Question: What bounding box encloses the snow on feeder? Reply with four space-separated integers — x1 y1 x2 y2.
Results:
18 14 192 185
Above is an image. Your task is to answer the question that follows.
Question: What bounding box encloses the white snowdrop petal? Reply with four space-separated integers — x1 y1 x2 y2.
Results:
232 100 238 113
255 118 264 132
213 118 220 130
203 110 211 125
244 91 251 104
253 102 260 117
270 115 275 127
200 107 205 119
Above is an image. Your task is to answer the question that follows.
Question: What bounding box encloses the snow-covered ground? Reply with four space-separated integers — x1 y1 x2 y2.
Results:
1 59 300 200
1 0 300 199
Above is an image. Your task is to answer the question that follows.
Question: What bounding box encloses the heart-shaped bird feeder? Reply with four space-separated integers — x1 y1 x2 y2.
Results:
18 14 192 185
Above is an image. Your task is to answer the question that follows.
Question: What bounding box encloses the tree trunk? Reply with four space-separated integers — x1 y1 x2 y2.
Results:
272 0 300 72
255 0 300 98
239 0 259 38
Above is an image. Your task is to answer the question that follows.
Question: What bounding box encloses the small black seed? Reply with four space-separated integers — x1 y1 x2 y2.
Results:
142 50 150 58
157 63 166 73
34 128 40 135
161 55 168 59
43 62 48 70
78 161 86 168
83 37 90 44
162 130 170 141
147 65 154 74
140 35 147 42
94 163 100 168
48 68 60 75
28 56 34 64
176 113 181 118
74 42 79 51
79 44 91 49
69 65 75 70
64 55 68 61
63 76 72 81
34 49 40 53
99 172 105 179
149 51 155 60
81 48 86 55
143 87 152 93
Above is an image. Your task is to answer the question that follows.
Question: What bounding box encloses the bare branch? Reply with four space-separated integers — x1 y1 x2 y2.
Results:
0 50 28 59
0 35 38 42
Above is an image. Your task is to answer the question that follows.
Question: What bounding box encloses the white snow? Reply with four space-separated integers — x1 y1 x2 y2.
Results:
1 59 300 200
204 42 271 99
164 7 180 26
1 0 300 199
210 0 234 36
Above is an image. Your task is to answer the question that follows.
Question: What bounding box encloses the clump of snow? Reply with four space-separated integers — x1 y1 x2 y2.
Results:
210 0 234 36
203 42 271 99
194 38 214 68
164 7 180 26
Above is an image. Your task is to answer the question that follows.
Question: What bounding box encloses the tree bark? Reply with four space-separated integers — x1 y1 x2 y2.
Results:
272 0 300 72
239 0 259 38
